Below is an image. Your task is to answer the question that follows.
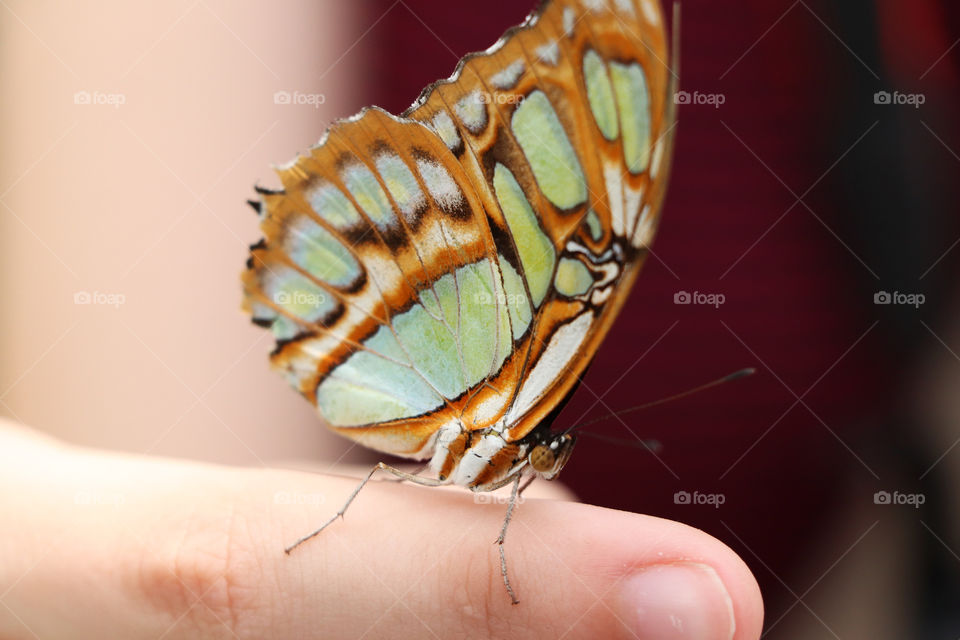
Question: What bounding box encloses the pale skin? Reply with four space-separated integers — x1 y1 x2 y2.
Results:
0 419 763 639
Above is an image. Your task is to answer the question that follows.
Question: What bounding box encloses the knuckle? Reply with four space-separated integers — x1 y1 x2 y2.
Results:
136 506 272 639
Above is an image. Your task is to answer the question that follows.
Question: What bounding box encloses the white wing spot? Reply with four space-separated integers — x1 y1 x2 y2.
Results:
563 7 576 36
614 0 636 16
376 152 426 219
490 60 525 90
641 0 661 25
536 40 560 66
650 138 665 179
455 90 488 134
632 204 654 247
603 162 625 236
430 111 461 151
416 157 465 212
624 183 644 238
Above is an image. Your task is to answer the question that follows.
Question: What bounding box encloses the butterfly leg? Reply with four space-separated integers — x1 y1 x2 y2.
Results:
285 462 445 554
383 462 428 482
495 473 523 605
518 472 536 496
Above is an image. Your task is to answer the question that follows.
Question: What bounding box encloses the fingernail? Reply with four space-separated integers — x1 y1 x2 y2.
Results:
619 562 736 640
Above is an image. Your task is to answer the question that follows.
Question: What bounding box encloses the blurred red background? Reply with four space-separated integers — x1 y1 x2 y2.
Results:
356 0 960 635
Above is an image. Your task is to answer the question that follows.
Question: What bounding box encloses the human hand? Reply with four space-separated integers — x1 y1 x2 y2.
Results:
0 420 762 639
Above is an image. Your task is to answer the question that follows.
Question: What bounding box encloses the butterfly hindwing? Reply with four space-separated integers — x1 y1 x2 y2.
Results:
242 0 674 458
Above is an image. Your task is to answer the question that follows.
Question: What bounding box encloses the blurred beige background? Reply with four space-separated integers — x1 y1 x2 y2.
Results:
0 0 370 467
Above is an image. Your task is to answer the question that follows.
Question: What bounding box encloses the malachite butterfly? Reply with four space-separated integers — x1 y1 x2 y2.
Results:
242 0 676 603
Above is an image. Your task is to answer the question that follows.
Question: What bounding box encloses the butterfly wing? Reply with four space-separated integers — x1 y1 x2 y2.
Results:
405 0 676 442
242 0 675 458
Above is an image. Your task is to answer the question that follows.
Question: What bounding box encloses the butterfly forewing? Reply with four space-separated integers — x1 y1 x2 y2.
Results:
242 0 674 466
404 0 674 442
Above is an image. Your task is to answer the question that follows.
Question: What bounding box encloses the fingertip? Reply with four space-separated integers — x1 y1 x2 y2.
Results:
510 501 764 640
636 516 764 640
719 543 765 640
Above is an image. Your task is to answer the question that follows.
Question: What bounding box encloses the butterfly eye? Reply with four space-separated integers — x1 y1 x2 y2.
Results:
529 445 557 473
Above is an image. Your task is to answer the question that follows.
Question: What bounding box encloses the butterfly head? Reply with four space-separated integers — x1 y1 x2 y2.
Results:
528 431 576 480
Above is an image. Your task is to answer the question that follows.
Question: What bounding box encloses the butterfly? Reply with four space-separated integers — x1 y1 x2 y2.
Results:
242 0 676 603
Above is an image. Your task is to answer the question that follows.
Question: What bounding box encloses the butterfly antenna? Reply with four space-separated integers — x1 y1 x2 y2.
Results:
578 430 664 452
672 3 681 79
565 368 755 434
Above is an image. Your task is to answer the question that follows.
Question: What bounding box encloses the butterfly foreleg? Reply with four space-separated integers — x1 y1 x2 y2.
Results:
284 462 445 554
495 472 524 605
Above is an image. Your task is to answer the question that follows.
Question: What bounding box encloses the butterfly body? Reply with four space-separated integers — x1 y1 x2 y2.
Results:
427 406 578 490
245 0 673 490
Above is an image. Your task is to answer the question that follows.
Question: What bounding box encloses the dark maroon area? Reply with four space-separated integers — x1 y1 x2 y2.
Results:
355 0 959 625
